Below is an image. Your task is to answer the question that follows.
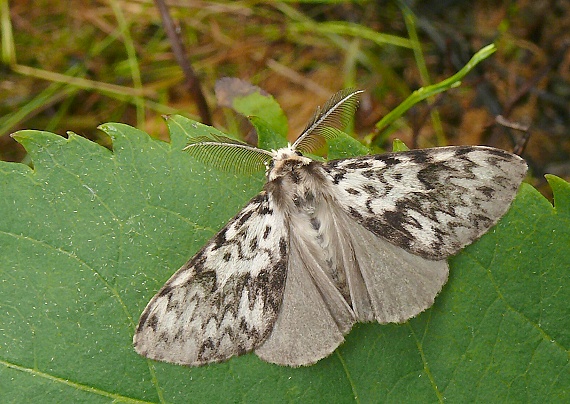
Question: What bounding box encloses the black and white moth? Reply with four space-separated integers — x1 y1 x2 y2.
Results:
133 89 527 367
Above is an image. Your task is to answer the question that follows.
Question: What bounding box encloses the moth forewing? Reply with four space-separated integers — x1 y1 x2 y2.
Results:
134 191 289 366
323 146 527 260
134 88 527 367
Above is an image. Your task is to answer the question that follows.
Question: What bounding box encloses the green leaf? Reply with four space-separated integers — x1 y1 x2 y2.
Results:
248 115 289 151
1 119 568 402
327 131 369 160
234 92 288 138
391 138 410 152
220 88 288 142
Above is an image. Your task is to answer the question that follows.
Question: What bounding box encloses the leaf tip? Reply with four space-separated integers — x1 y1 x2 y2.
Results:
9 130 62 150
545 174 570 211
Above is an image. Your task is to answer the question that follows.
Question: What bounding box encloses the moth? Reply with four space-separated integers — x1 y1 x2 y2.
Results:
133 89 527 367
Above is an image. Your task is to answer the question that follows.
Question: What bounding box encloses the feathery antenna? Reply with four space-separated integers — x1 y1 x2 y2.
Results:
292 89 363 154
184 134 272 174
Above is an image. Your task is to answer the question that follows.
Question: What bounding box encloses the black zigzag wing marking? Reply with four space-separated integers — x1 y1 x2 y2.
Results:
133 191 289 366
324 146 527 260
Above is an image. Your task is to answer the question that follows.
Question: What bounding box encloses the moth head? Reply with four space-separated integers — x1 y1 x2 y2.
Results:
267 147 312 181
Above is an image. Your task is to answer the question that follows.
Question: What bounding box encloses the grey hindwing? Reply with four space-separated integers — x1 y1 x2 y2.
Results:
324 146 527 260
133 191 289 366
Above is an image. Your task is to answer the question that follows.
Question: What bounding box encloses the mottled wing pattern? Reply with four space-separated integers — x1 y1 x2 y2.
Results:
324 146 527 260
133 191 288 366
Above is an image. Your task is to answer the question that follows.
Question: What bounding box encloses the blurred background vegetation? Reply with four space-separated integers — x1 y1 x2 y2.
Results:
1 0 568 197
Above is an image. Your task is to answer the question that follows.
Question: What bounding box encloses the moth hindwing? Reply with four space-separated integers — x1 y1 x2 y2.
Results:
134 89 527 367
